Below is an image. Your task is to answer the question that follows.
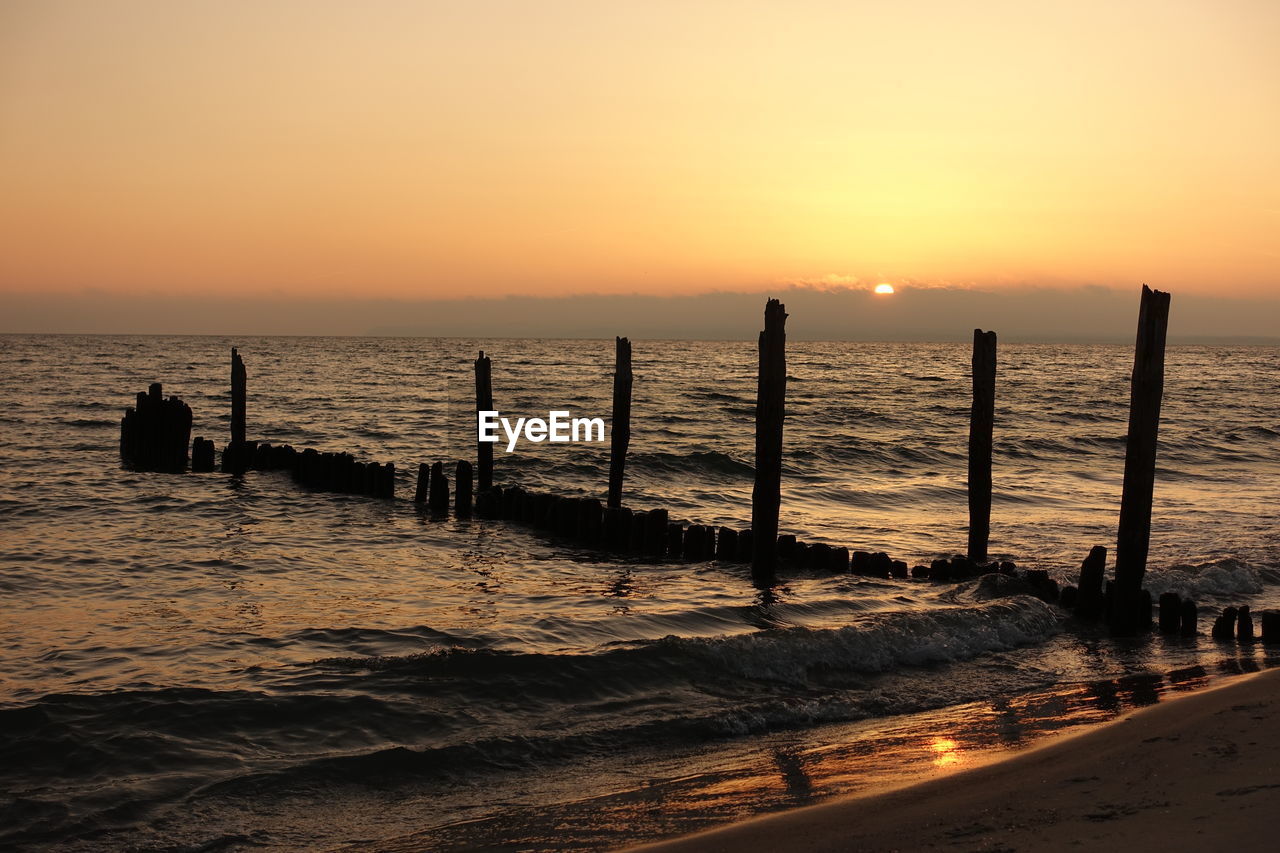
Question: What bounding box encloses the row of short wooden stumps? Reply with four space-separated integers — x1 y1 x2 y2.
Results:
120 382 1278 644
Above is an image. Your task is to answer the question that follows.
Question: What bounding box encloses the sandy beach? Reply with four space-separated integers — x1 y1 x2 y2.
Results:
630 667 1280 853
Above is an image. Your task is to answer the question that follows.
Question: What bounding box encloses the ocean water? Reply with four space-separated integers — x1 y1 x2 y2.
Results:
1 334 1278 851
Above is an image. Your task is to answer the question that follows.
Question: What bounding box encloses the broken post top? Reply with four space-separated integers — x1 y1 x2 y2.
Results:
1133 284 1171 356
763 298 788 331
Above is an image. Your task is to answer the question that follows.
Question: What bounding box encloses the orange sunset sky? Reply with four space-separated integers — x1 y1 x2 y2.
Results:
1 0 1277 306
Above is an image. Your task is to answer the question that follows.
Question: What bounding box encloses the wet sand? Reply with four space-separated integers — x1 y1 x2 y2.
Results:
629 667 1280 853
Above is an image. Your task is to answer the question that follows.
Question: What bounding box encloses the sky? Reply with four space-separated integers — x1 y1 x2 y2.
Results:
1 0 1277 335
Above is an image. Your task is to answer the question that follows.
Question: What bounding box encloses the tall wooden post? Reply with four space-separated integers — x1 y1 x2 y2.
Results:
1112 285 1171 635
231 347 246 447
751 298 787 585
475 350 493 491
607 336 633 509
967 329 997 563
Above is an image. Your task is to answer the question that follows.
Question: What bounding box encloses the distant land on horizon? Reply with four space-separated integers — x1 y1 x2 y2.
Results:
3 286 1278 345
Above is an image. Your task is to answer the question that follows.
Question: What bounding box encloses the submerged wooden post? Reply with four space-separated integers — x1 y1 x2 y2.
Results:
607 336 633 509
967 329 997 563
475 351 493 491
751 298 787 585
1111 285 1171 635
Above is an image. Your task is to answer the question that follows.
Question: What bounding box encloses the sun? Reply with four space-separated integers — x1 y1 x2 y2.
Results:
874 283 895 294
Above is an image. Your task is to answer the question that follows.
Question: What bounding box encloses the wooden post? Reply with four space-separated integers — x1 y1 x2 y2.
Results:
1261 611 1280 645
1212 606 1238 640
1180 599 1197 637
1158 592 1181 634
475 351 494 491
380 462 395 499
1074 545 1107 620
231 347 246 446
1112 285 1171 635
751 299 787 585
608 336 633 509
716 527 739 561
414 463 430 503
429 460 449 515
1237 605 1254 643
455 460 473 516
968 329 996 563
645 509 668 556
192 437 216 472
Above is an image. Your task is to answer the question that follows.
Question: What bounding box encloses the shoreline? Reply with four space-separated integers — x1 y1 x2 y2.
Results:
627 667 1280 853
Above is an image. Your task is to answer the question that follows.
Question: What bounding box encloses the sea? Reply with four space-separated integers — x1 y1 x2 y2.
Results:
2 334 1278 851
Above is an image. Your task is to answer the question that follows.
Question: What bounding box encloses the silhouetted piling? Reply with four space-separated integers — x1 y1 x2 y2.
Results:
608 337 632 510
1180 599 1197 637
968 329 996 562
716 527 739 561
221 348 252 474
666 523 684 558
476 485 503 519
414 463 430 503
379 462 395 499
475 351 494 491
231 348 246 446
1158 592 1181 634
684 524 709 561
120 382 193 473
191 437 216 472
645 509 668 557
603 507 631 551
1261 612 1280 645
1074 545 1107 620
428 461 449 514
455 460 473 516
751 298 787 585
1237 605 1254 643
1212 606 1238 640
580 498 604 544
1112 285 1171 635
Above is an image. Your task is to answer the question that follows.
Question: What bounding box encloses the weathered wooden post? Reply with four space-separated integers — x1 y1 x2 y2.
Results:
1158 592 1181 634
414 463 430 503
231 347 246 444
455 460 474 516
607 337 633 509
475 351 494 491
1261 611 1280 645
221 348 250 473
191 437 216 472
968 329 996 563
1074 545 1107 620
751 299 787 585
1111 285 1171 635
429 460 449 515
1180 599 1197 637
1237 605 1254 643
120 383 193 473
1212 606 1238 640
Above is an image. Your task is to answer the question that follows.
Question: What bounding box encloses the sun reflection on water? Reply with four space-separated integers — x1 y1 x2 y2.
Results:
930 737 962 767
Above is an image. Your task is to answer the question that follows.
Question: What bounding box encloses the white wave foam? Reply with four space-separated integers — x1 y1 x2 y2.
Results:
660 596 1059 684
1145 558 1265 598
